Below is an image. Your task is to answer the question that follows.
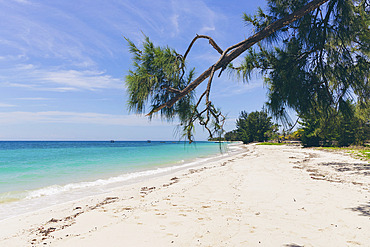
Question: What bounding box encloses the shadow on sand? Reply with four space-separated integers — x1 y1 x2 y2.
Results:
319 162 370 175
349 201 370 217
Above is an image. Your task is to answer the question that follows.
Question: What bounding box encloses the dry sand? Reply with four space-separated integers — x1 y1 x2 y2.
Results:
0 144 369 246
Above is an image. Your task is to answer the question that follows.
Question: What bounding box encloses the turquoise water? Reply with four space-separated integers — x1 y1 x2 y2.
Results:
0 141 225 206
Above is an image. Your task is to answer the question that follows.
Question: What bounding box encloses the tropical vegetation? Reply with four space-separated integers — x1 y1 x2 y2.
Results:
223 110 278 144
125 0 369 146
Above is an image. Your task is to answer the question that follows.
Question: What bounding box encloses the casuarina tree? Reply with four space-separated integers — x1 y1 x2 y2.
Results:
125 0 369 142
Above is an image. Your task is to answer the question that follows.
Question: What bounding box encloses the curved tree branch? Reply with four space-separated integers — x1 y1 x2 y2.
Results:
148 0 330 116
183 34 224 61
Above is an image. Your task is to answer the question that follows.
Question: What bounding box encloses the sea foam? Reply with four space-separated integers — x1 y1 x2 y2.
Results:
25 154 222 200
0 141 238 221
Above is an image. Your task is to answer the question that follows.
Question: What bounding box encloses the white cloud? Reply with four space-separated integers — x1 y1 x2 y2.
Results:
171 14 180 35
12 0 31 4
200 26 216 33
40 69 123 91
118 0 225 40
0 103 16 107
0 65 123 91
2 82 38 89
45 87 80 92
0 111 172 126
170 0 224 35
16 97 51 100
0 1 120 69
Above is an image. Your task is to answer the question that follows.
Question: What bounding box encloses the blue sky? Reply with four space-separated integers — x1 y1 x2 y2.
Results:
0 0 269 141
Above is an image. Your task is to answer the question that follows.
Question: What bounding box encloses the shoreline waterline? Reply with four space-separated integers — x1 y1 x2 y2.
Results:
1 144 369 246
0 141 243 221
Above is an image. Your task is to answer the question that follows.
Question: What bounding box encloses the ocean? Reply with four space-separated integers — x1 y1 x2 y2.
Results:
0 141 232 220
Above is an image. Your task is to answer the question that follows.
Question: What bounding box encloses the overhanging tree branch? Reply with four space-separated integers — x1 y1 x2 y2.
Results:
148 0 330 116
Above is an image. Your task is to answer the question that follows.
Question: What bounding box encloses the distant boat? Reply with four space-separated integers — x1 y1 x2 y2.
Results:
110 140 115 143
147 140 151 143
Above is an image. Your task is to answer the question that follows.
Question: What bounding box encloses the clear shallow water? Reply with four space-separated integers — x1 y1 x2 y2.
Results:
0 141 229 219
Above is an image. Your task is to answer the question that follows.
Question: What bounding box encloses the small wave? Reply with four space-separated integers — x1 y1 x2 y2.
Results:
25 154 223 200
0 197 21 204
0 191 25 204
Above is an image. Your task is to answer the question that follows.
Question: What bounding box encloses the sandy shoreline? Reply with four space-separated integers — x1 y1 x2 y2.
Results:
0 144 369 246
0 142 238 221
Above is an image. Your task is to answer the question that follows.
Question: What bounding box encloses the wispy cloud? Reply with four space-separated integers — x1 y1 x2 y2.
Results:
212 78 264 98
0 0 227 85
16 97 52 101
0 0 126 70
0 65 123 91
200 26 216 33
170 14 180 35
11 0 31 4
0 111 172 126
169 0 224 36
39 69 123 91
116 0 225 41
0 103 16 107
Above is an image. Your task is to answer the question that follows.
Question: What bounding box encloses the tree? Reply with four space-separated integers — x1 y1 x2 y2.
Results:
355 102 370 142
125 0 369 142
224 130 239 141
299 101 369 147
232 0 369 125
234 110 275 144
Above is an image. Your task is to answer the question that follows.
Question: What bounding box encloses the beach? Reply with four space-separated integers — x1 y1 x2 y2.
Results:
0 143 369 246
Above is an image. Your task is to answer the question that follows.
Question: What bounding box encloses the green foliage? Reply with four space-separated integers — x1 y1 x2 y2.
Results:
225 110 276 144
231 0 369 125
357 149 370 160
125 1 369 143
257 142 285 145
286 129 303 140
317 146 370 161
125 36 195 123
299 102 369 147
126 36 212 141
224 130 239 141
208 137 226 142
125 36 226 142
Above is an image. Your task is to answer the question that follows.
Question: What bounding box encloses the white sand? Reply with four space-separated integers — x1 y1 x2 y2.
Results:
0 144 369 246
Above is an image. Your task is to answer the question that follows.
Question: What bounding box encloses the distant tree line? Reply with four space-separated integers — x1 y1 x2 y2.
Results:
223 103 369 147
